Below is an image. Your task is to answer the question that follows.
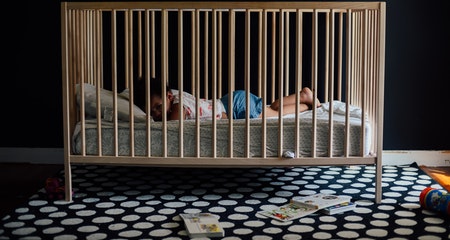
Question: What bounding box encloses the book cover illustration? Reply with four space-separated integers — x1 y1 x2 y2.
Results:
258 202 318 222
180 213 225 238
291 193 352 209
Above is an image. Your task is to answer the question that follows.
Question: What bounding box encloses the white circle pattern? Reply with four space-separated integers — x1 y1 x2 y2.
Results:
1 164 448 239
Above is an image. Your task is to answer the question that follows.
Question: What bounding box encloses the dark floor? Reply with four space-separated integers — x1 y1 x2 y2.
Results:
0 163 63 219
1 163 449 220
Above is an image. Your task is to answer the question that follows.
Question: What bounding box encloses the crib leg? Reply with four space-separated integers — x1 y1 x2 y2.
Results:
375 163 383 203
64 163 72 202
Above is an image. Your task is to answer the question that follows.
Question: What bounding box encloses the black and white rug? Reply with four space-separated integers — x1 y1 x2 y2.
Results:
1 163 449 239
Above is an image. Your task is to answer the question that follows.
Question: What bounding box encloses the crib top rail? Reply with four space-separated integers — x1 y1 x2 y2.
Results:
63 1 384 11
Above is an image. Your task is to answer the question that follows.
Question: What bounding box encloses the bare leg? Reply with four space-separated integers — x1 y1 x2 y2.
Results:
270 87 321 111
263 103 309 118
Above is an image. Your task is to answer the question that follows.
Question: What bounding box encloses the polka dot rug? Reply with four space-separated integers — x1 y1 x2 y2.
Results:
1 163 449 239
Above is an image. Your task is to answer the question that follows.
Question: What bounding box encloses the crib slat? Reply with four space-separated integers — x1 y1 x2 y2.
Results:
212 9 218 158
227 10 235 158
270 13 276 104
245 9 251 157
261 10 268 158
144 10 152 157
126 10 136 157
311 9 318 158
294 10 303 158
178 9 185 158
277 10 285 157
344 9 352 158
162 9 168 158
195 9 201 158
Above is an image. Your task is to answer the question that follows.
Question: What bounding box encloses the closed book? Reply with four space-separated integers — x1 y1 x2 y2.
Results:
291 193 352 210
180 213 225 238
321 201 357 215
258 202 318 222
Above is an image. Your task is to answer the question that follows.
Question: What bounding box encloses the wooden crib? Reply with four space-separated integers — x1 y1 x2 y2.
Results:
61 1 386 202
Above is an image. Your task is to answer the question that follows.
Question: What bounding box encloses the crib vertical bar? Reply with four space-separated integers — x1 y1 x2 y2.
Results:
327 10 335 157
151 11 156 79
137 11 142 79
195 9 201 157
257 10 263 98
368 10 375 155
271 13 276 103
86 10 98 153
278 10 284 157
125 11 130 90
161 9 168 158
212 9 218 158
360 9 369 157
323 10 329 102
191 11 196 97
353 11 362 155
284 11 290 96
144 10 152 157
261 10 268 158
111 10 119 157
86 11 93 85
79 10 87 156
204 11 209 99
245 9 251 157
344 9 353 157
311 9 318 158
126 10 136 157
353 13 359 98
295 9 303 158
218 12 223 98
178 9 185 158
337 12 344 101
94 10 103 156
227 9 235 158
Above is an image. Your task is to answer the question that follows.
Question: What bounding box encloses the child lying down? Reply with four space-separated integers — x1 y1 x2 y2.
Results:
134 78 321 122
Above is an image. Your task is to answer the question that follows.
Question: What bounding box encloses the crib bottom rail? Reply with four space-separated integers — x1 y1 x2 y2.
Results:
67 155 378 167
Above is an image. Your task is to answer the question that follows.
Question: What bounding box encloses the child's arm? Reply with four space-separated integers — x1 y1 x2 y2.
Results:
168 103 186 120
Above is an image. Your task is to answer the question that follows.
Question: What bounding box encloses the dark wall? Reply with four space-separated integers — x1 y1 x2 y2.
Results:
1 0 449 150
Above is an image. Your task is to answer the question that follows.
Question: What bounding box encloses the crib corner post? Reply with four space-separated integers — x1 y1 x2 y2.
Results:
64 162 73 202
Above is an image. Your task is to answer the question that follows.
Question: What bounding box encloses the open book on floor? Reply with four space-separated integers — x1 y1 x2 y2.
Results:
180 213 225 238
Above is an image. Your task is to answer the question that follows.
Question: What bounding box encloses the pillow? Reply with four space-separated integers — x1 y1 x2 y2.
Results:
321 100 368 120
76 83 147 122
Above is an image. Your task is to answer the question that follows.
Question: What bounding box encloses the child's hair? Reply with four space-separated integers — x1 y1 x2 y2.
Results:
133 77 170 113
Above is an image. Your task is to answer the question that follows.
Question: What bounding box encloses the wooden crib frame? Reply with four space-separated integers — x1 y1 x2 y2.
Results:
61 2 386 202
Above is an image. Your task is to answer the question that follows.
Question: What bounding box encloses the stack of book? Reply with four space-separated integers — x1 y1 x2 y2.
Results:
258 193 357 222
180 213 225 238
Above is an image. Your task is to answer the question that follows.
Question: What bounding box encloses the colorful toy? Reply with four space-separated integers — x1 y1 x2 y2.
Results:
419 187 450 216
45 177 66 200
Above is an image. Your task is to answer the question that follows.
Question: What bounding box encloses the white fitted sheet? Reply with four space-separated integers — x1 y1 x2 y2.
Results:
72 101 371 157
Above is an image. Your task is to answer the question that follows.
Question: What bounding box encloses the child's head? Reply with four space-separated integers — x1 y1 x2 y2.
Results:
134 77 172 121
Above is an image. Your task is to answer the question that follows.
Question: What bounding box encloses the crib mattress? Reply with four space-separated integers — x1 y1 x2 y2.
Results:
72 101 371 157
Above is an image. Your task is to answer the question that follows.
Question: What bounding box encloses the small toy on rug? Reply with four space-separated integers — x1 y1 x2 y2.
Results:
420 187 450 216
45 177 67 200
